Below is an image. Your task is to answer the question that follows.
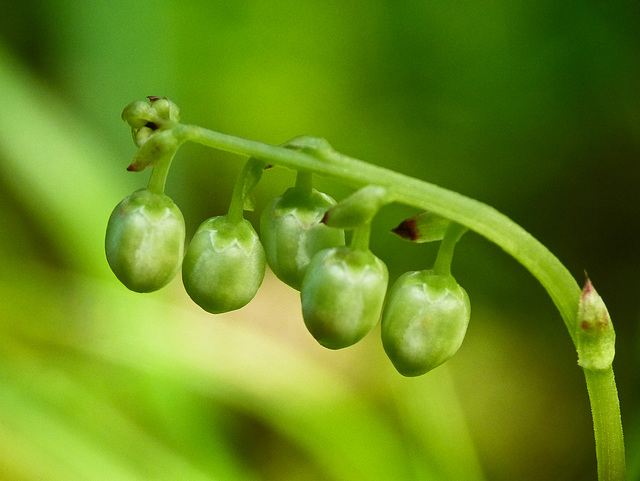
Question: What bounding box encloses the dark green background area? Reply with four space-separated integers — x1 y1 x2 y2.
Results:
1 1 639 480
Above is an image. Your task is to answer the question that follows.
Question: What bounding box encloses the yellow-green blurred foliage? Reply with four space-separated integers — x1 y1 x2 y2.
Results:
1 1 639 480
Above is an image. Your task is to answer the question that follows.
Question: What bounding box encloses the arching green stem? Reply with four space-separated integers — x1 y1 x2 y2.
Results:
176 122 582 334
162 120 624 480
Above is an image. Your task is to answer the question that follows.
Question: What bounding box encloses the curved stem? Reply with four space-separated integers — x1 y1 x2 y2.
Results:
227 157 266 224
433 224 467 277
227 165 249 224
169 121 624 480
146 156 173 195
178 122 580 334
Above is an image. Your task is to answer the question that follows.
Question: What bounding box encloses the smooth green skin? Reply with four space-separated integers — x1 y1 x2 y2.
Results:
382 270 470 377
260 188 345 290
182 215 266 314
105 189 185 293
301 246 388 350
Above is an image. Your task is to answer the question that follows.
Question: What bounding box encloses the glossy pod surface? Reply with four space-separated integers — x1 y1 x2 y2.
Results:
260 188 345 290
105 189 185 293
381 270 470 376
182 216 266 314
301 246 388 350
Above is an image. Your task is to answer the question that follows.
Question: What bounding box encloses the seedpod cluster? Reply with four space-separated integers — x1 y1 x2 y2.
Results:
107 97 626 478
108 97 473 376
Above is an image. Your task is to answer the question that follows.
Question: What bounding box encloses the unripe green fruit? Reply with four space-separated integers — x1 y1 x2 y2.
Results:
381 270 470 377
182 216 266 314
260 188 345 290
301 247 388 350
105 189 185 293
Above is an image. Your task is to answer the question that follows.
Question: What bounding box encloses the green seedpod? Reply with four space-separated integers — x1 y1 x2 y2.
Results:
105 189 185 293
301 246 388 350
381 270 470 377
260 188 345 290
182 216 266 314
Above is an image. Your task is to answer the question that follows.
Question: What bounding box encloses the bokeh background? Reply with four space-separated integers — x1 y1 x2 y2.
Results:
1 1 639 480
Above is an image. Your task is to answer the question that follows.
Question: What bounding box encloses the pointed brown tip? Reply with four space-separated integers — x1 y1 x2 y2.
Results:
582 276 594 297
391 218 418 241
321 211 329 224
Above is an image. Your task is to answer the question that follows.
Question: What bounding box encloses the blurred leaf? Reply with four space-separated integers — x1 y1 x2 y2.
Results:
0 42 136 276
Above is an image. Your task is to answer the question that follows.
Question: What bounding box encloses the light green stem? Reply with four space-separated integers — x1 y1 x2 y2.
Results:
433 223 468 277
227 157 266 224
177 123 581 333
227 161 250 224
168 122 624 480
294 170 314 196
585 367 626 481
146 156 173 195
350 223 372 252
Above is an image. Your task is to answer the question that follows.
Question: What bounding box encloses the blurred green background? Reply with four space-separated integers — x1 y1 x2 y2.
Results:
1 1 639 480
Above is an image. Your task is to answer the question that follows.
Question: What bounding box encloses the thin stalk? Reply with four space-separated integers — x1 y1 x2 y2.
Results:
433 224 468 277
227 157 266 224
170 122 625 480
146 157 173 195
294 170 314 196
350 223 372 252
227 165 249 224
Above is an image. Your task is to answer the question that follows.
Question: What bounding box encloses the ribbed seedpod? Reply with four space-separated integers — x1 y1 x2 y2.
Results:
182 215 266 314
260 188 345 290
105 189 185 293
382 270 470 376
301 246 388 349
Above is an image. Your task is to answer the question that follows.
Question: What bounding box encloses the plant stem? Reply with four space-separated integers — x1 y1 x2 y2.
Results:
585 367 626 481
350 223 372 252
227 161 249 224
178 123 581 333
227 157 266 224
294 170 314 196
172 122 625 479
433 223 467 277
146 156 173 195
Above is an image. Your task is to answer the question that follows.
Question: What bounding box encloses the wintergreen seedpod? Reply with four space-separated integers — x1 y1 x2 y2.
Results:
260 188 345 290
182 215 266 314
105 189 185 293
381 270 470 377
301 246 388 350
